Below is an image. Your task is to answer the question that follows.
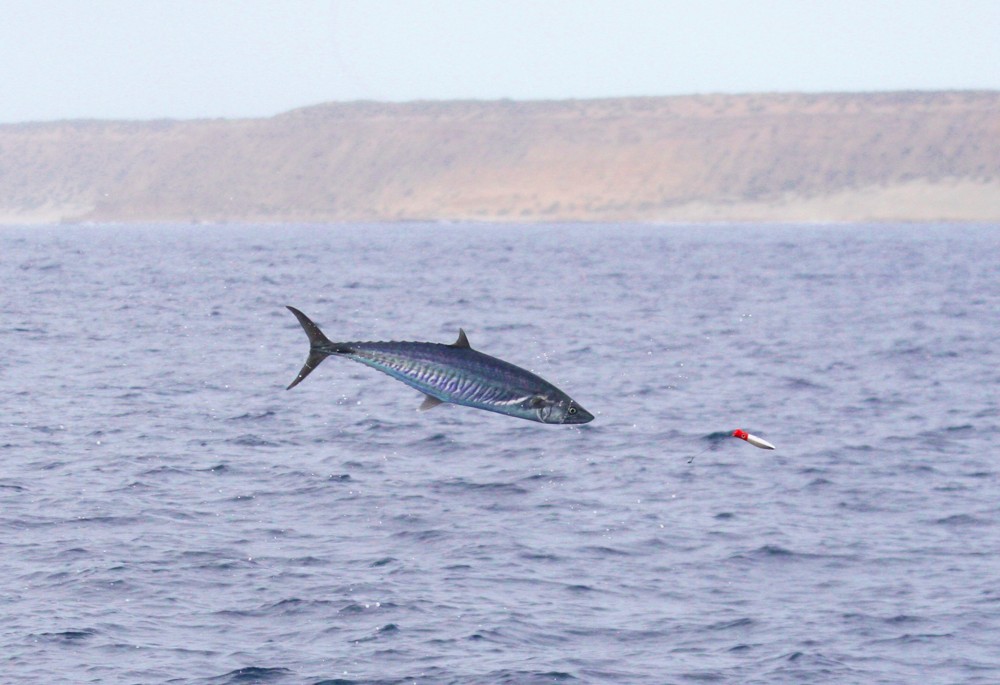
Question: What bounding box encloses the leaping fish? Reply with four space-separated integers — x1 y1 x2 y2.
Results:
285 306 594 425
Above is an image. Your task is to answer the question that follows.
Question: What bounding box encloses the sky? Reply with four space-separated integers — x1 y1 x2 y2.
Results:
1 0 999 123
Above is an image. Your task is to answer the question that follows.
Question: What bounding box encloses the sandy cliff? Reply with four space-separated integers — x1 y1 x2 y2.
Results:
1 91 997 224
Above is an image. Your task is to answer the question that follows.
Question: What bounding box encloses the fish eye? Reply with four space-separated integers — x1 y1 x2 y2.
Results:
568 407 577 415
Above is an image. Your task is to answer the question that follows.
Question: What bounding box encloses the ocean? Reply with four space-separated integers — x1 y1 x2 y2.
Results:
2 222 998 684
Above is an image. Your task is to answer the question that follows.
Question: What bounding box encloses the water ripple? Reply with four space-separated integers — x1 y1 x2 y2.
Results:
2 223 999 684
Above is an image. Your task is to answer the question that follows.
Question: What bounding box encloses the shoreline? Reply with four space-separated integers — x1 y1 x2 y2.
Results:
2 91 998 225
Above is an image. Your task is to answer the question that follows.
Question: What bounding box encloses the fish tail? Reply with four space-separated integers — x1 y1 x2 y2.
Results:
285 306 341 390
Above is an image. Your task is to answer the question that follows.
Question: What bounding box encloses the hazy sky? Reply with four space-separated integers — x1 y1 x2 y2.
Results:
2 0 999 123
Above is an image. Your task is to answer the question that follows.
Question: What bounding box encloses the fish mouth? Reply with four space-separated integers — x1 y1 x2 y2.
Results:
562 408 595 424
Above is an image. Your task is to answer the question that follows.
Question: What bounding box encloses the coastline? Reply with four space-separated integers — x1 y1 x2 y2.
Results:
2 92 998 225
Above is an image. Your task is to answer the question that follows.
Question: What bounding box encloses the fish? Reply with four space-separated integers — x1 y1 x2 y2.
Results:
285 306 594 425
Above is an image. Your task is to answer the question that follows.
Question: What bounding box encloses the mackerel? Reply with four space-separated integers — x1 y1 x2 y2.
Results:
286 306 593 424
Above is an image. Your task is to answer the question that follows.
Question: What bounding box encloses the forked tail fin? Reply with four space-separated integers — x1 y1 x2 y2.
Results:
286 306 333 389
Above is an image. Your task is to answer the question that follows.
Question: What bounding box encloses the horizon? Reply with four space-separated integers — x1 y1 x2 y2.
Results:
4 87 998 126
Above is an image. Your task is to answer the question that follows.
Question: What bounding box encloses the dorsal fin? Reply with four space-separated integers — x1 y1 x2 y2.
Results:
450 328 471 349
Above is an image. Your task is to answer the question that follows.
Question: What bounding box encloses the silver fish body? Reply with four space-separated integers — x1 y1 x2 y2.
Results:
286 307 594 424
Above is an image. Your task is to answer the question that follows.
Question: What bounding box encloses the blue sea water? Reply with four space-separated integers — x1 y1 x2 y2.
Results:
1 222 998 684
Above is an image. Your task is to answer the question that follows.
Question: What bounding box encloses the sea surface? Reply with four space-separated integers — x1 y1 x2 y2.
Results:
2 222 998 684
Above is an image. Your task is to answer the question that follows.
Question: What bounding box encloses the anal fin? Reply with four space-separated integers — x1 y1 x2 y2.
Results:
419 394 445 411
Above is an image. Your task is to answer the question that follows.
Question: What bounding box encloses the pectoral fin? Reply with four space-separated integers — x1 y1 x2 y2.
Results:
419 394 445 411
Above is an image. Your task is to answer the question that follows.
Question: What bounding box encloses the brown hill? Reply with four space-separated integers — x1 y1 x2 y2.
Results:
1 91 998 224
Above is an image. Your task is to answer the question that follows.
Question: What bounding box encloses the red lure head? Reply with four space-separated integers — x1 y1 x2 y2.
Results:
732 429 749 441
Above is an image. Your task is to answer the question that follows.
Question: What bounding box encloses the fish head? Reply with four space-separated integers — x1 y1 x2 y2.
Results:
526 395 594 424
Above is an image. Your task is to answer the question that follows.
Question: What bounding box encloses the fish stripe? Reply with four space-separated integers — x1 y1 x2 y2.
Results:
345 344 538 408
